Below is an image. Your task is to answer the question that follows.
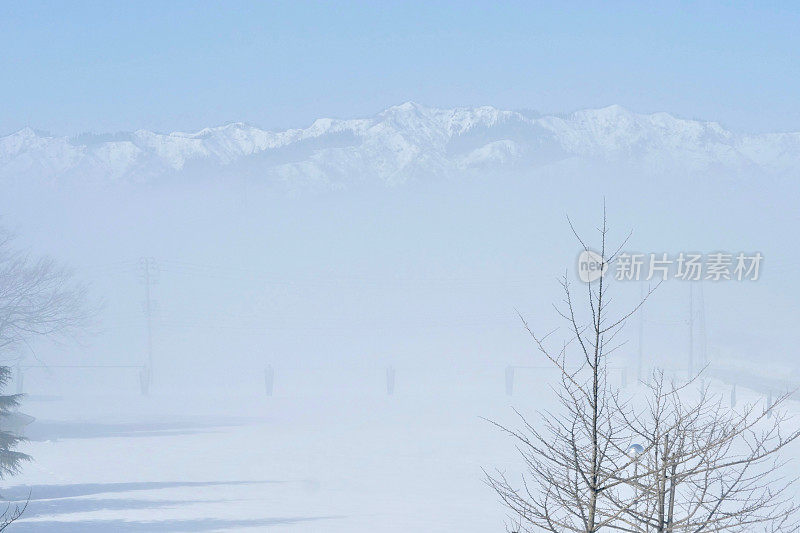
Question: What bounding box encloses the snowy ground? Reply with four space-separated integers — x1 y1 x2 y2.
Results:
3 375 798 532
4 380 531 532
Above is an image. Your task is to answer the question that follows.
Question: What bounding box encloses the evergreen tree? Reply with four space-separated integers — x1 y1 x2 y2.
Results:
0 366 30 479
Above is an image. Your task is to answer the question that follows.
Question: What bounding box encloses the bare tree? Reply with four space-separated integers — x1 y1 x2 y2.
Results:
487 212 799 533
0 498 27 531
486 209 654 532
0 227 88 356
608 371 800 533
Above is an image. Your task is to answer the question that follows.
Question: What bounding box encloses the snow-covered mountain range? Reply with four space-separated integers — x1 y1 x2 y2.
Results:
2 102 799 187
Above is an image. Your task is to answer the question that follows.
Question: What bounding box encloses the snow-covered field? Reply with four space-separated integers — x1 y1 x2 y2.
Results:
5 382 535 532
5 373 797 532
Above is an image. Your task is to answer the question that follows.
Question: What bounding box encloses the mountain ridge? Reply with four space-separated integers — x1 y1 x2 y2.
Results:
2 103 799 186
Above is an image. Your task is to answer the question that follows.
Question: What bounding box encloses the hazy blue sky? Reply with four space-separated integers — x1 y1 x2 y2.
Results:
2 1 799 136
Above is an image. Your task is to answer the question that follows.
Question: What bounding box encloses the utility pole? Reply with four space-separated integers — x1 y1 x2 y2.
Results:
698 280 707 369
688 282 694 380
15 360 23 395
264 365 274 396
386 366 395 396
637 281 645 383
139 257 159 390
505 366 515 396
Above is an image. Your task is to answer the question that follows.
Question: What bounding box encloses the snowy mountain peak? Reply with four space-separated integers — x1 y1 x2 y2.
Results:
11 126 39 139
1 103 798 187
578 103 632 117
389 101 424 112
